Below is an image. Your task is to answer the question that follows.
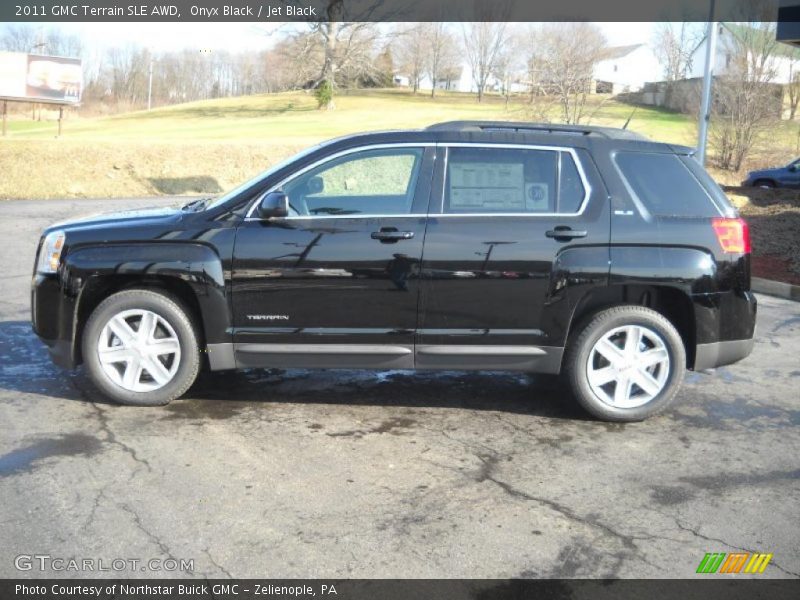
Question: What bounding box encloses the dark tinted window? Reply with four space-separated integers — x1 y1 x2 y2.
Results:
559 152 586 213
444 147 585 214
615 152 716 218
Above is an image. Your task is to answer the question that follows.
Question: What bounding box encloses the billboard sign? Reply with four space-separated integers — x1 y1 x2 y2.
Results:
0 51 82 104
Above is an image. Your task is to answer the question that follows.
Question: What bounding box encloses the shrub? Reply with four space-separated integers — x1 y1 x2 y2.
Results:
315 80 334 110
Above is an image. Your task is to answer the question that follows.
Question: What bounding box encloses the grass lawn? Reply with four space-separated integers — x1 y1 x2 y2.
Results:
1 89 699 144
0 89 702 199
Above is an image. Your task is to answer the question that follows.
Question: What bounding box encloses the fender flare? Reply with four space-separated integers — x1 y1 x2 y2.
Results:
63 242 230 360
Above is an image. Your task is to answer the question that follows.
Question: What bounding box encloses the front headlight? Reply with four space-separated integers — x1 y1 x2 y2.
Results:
37 230 66 274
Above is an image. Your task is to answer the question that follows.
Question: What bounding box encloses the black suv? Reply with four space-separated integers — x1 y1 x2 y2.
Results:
31 122 756 421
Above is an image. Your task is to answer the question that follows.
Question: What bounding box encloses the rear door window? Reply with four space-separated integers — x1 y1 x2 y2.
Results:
443 147 586 214
614 152 718 218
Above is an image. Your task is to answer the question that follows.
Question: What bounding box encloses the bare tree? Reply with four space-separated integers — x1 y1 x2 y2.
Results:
462 22 507 102
107 45 149 106
527 23 606 124
44 29 82 57
653 23 700 82
284 0 384 108
0 24 82 56
711 22 781 171
396 24 428 93
0 24 38 52
425 22 458 98
788 59 800 120
492 26 525 109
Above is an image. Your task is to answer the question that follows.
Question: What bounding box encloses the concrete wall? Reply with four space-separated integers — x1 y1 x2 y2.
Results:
620 77 784 117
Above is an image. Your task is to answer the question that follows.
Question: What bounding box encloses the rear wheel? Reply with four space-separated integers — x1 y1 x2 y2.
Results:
82 289 200 406
565 306 686 421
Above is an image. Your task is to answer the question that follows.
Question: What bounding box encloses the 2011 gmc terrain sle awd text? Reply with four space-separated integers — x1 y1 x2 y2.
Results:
31 122 756 421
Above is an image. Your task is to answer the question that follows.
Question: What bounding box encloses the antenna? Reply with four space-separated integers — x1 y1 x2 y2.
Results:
622 107 638 130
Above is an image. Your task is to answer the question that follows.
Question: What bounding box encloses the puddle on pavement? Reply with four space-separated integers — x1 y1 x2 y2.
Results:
0 433 103 477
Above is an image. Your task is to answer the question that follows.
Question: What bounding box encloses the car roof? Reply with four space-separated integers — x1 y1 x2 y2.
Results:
324 121 694 155
425 120 648 140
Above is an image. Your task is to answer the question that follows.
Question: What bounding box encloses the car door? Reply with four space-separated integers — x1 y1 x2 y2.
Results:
416 143 610 372
231 144 434 369
785 159 800 188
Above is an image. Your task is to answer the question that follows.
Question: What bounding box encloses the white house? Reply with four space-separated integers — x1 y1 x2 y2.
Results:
593 44 662 94
392 75 410 87
395 62 503 94
688 22 800 84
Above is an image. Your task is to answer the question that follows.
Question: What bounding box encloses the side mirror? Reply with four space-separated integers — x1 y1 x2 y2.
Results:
307 175 324 195
258 191 289 219
789 164 798 172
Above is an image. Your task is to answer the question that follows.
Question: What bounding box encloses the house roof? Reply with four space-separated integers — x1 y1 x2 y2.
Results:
600 44 644 61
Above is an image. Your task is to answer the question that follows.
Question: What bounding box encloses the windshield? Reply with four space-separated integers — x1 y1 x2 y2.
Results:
204 143 327 210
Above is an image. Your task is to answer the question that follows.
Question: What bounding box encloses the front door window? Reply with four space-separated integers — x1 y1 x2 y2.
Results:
283 148 424 216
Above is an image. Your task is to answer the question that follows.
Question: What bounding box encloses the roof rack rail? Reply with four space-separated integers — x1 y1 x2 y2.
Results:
425 121 645 140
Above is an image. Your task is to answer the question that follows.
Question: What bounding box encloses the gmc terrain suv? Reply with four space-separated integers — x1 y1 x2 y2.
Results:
32 122 756 421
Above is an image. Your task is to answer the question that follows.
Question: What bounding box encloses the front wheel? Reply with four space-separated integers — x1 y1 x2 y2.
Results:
752 179 776 189
81 289 200 406
564 306 686 422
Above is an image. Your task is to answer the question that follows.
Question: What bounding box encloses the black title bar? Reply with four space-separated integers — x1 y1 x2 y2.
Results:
0 0 787 23
2 579 800 600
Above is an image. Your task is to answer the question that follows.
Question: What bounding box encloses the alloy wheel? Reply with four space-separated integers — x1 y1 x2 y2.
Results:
586 325 670 409
96 309 182 392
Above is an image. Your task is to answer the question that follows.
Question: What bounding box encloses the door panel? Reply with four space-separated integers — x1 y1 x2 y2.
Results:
231 146 433 366
417 145 609 367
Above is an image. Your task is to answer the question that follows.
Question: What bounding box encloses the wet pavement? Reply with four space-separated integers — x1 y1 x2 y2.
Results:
0 198 798 578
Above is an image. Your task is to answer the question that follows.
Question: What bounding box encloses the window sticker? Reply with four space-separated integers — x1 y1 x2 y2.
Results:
449 162 525 210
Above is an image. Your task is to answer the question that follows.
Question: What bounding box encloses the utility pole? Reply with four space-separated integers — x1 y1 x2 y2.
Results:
31 37 47 123
147 57 154 111
697 0 718 166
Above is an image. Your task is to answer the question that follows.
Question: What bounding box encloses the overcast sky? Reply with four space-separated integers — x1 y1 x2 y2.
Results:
39 21 659 54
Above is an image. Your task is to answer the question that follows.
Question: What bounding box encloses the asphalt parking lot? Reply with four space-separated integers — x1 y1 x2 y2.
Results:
0 198 798 579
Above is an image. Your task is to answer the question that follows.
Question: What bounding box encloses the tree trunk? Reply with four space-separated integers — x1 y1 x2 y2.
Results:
318 2 343 110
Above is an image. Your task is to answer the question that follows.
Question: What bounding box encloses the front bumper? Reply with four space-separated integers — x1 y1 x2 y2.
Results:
31 273 78 369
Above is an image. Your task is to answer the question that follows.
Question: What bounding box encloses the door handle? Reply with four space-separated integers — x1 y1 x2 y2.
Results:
545 226 588 241
371 229 414 242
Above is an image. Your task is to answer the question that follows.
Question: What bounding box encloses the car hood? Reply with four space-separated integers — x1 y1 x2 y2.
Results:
746 167 781 178
45 205 185 234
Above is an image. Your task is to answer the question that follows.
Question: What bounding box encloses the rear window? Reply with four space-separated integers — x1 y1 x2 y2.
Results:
614 152 717 218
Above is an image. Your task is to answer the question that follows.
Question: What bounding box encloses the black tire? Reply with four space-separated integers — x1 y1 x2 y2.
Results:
81 289 200 406
752 179 776 189
564 306 686 422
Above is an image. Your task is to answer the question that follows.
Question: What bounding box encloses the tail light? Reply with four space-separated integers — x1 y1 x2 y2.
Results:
712 217 751 254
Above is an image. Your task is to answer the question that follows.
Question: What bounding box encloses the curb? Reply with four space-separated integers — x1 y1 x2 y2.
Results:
752 277 800 301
